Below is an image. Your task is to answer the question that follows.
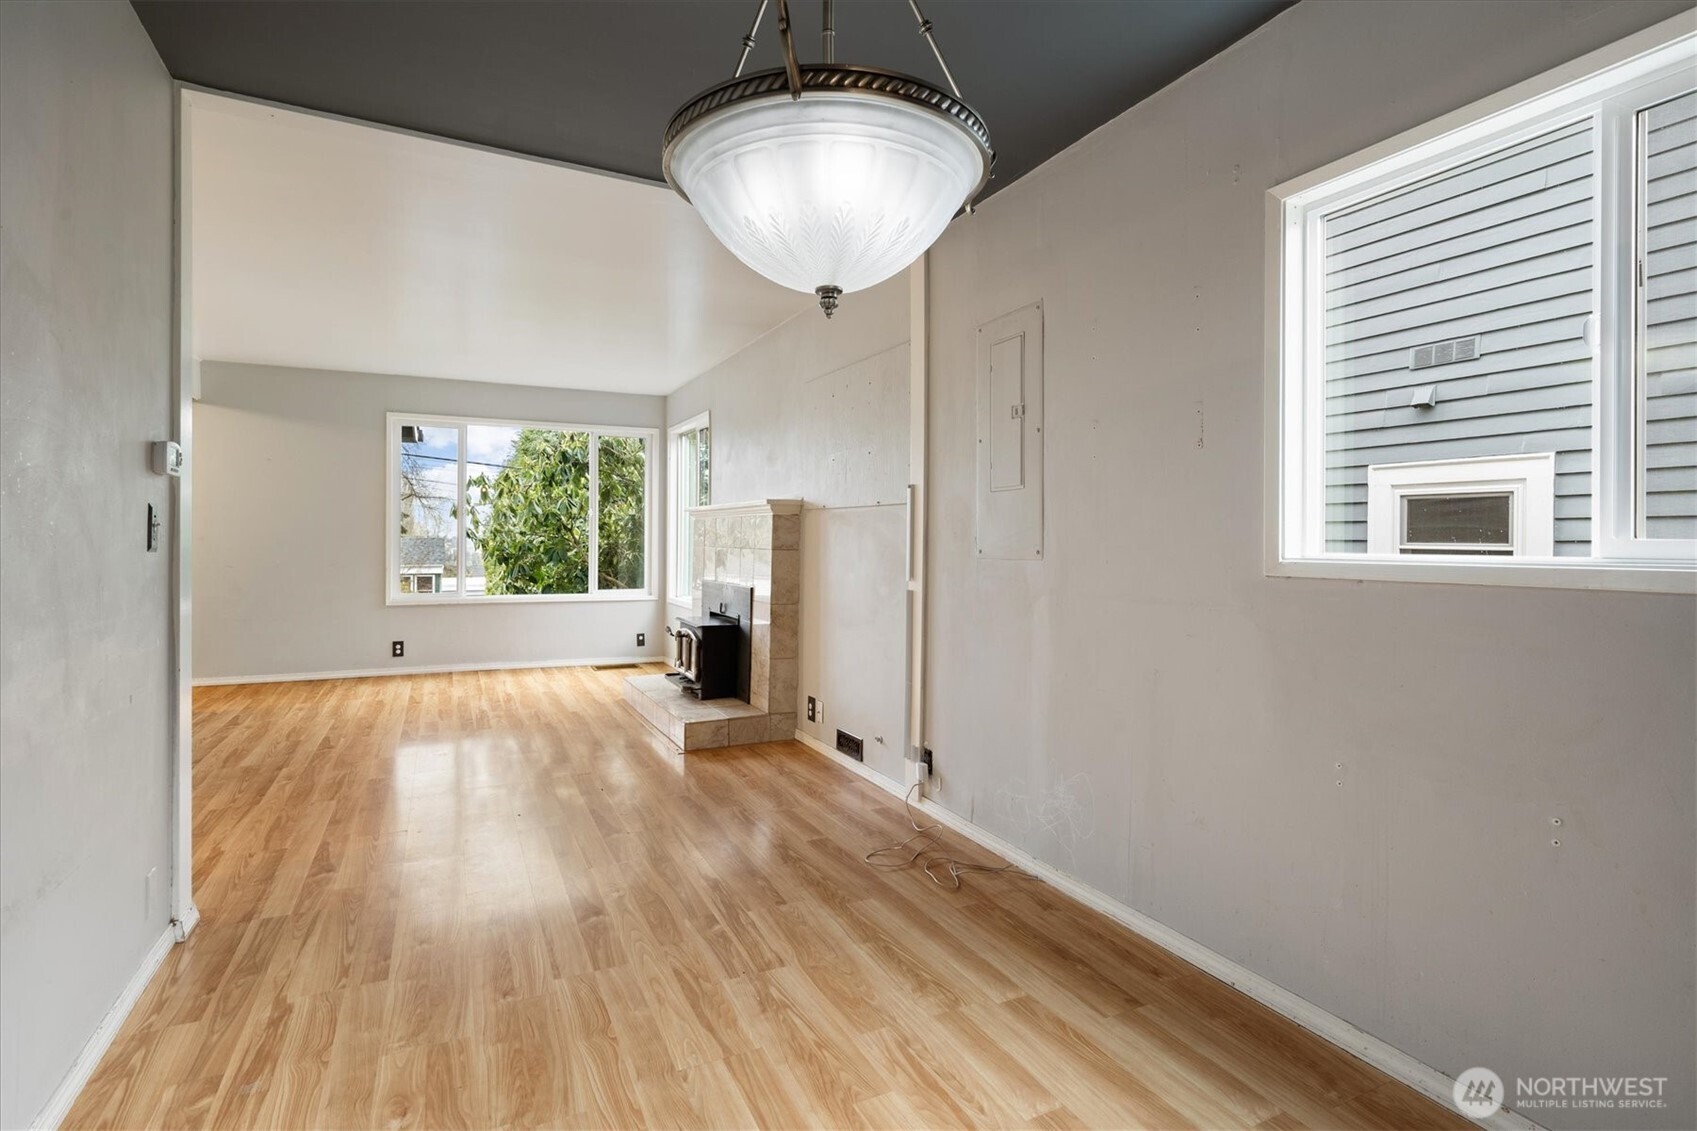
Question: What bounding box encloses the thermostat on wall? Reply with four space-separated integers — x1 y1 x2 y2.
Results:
151 440 183 477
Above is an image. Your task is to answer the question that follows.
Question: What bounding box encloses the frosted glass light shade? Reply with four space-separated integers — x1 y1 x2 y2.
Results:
665 77 992 303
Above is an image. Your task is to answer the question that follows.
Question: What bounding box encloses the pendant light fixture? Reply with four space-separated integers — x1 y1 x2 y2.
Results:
663 0 994 317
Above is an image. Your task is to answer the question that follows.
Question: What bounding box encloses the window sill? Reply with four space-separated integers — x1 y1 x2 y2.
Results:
387 591 660 607
1267 555 1696 595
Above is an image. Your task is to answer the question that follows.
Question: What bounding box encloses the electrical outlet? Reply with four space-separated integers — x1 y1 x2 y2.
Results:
806 696 816 722
391 640 404 658
921 747 934 777
146 503 160 552
636 632 646 647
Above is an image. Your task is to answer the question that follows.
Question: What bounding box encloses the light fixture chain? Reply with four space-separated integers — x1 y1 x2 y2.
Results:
732 0 770 78
775 0 803 99
906 0 963 100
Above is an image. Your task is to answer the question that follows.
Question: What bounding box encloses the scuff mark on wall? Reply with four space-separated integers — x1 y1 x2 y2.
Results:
994 773 1097 869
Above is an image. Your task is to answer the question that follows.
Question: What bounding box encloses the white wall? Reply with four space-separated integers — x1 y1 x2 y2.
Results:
923 3 1696 1129
0 3 175 1125
194 362 668 681
667 278 910 781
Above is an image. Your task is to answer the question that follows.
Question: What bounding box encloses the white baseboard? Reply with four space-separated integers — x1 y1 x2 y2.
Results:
172 902 201 942
790 731 1541 1131
33 926 177 1130
193 654 656 686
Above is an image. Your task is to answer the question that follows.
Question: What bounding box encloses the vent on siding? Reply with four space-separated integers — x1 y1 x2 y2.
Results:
1409 335 1481 370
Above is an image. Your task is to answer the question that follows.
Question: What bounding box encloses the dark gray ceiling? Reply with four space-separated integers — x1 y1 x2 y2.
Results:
131 0 1291 199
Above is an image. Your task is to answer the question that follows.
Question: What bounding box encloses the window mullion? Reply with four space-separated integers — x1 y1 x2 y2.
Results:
1302 208 1328 557
457 423 469 599
1593 102 1627 558
1632 102 1649 541
643 433 653 595
671 432 684 599
588 430 600 596
389 422 399 601
679 432 692 595
677 436 683 597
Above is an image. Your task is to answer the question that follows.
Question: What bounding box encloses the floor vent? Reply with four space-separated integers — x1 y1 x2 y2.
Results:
591 663 642 671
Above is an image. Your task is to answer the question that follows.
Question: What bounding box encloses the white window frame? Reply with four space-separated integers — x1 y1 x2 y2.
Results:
666 411 710 609
386 412 659 606
1265 14 1697 594
1367 453 1555 557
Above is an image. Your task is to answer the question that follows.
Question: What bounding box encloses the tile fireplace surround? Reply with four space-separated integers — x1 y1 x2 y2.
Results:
623 499 801 750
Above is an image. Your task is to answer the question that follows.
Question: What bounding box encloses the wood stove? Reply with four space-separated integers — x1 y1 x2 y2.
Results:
668 613 738 698
667 581 753 700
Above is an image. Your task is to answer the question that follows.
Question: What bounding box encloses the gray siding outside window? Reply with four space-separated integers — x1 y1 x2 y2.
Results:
1323 120 1597 555
1642 90 1697 540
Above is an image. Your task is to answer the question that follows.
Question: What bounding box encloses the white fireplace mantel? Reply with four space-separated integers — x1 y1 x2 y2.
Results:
688 498 803 518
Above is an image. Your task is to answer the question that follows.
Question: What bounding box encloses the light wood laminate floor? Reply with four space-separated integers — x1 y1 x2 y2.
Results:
65 666 1462 1130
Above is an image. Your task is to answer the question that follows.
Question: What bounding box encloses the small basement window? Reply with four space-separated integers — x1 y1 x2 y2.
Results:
1367 454 1554 557
1401 495 1513 555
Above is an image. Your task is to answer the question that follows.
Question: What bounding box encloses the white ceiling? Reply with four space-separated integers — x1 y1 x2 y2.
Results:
188 91 807 395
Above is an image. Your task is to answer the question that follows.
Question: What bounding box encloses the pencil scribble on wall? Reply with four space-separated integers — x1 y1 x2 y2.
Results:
993 773 1096 869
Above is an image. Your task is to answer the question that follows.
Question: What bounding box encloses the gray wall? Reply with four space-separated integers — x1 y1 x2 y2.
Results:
0 3 175 1126
923 2 1695 1129
195 362 667 681
667 280 910 782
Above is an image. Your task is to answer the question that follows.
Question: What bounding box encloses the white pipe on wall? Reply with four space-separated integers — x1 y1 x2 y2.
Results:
905 254 929 789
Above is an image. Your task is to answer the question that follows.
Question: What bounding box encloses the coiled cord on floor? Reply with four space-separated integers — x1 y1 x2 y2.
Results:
865 781 1033 890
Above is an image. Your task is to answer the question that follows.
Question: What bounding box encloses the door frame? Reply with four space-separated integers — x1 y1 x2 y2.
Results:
169 83 198 940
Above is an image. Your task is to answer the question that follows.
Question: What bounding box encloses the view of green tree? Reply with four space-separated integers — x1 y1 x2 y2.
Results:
467 429 591 594
465 428 645 595
597 435 647 590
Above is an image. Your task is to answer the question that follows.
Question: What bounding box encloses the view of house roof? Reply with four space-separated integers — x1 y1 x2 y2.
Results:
400 534 447 568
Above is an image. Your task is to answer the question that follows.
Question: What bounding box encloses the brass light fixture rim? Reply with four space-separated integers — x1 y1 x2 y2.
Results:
661 63 995 206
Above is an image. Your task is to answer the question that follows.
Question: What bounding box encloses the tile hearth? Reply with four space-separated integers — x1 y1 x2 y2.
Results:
623 674 793 751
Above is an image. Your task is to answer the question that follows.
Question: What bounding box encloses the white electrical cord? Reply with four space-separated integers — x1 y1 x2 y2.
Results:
865 780 1033 890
